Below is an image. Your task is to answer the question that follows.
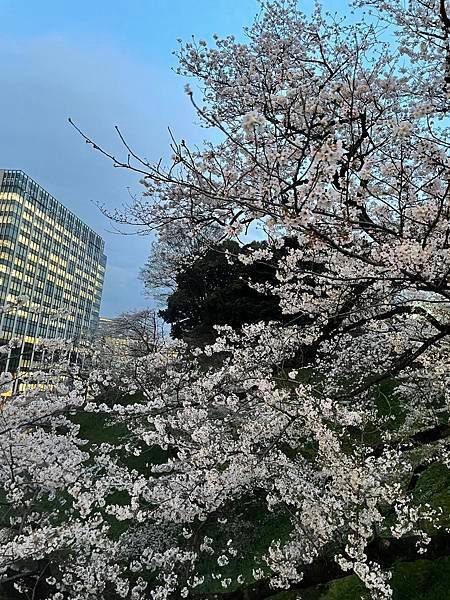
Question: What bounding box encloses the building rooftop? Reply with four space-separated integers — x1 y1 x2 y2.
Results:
0 169 105 252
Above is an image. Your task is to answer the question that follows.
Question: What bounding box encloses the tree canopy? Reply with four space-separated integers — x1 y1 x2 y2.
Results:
159 239 302 344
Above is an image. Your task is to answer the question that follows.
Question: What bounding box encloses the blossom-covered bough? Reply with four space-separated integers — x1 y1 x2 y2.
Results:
3 0 450 598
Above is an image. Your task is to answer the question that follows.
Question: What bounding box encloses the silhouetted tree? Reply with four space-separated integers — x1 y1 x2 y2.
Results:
160 238 306 344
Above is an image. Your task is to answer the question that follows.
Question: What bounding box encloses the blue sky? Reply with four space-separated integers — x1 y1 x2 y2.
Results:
0 0 345 317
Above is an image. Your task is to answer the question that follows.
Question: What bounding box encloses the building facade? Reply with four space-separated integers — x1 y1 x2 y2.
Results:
96 316 133 359
0 169 106 373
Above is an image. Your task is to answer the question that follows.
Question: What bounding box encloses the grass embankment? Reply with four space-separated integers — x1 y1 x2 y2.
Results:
4 383 446 600
75 385 450 599
267 556 450 599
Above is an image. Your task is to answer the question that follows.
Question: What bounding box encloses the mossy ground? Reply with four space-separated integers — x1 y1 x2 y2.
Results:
266 556 450 599
76 391 450 599
3 387 450 599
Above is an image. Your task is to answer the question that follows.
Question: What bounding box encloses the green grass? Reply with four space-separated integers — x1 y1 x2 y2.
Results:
5 382 450 600
73 407 167 472
411 463 450 532
193 501 292 595
70 405 169 538
266 556 450 599
70 390 450 598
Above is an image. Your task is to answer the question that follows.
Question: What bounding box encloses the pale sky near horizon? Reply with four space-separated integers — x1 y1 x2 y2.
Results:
0 0 347 317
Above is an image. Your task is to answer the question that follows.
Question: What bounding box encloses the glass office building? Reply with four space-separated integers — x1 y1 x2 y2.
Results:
0 169 106 373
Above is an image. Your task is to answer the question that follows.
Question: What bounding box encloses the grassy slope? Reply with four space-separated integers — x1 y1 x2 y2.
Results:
46 389 450 598
267 555 450 599
75 390 450 599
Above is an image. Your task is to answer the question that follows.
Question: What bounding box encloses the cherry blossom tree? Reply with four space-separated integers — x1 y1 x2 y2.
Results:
3 0 450 598
98 309 165 358
140 223 224 301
